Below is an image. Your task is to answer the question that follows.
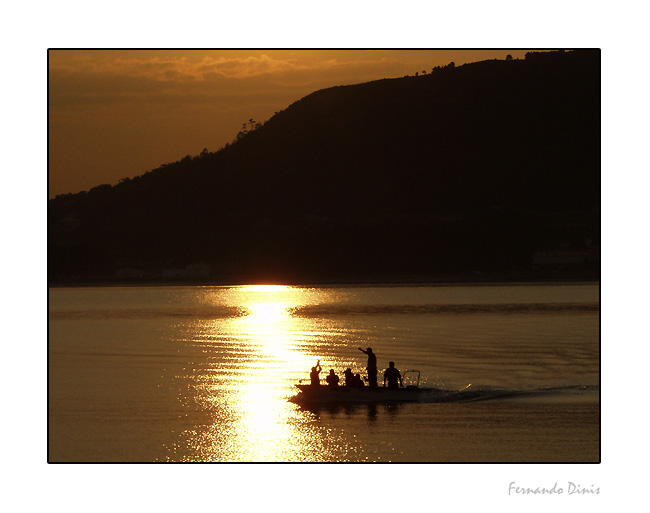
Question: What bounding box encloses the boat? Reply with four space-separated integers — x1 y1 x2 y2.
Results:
290 370 428 405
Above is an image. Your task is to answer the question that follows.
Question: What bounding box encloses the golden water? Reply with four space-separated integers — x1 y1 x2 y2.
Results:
49 284 599 462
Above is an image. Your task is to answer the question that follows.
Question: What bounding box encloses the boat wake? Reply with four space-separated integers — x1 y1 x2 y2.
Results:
417 384 599 403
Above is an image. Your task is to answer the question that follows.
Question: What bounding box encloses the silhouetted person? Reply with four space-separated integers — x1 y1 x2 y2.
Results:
353 373 364 387
343 368 354 387
310 361 321 386
326 369 340 388
383 361 403 389
358 347 378 388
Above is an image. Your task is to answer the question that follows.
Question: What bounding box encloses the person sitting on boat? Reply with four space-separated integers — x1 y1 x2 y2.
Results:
358 347 378 388
326 369 340 388
383 361 403 389
343 368 354 387
310 361 322 386
353 373 364 387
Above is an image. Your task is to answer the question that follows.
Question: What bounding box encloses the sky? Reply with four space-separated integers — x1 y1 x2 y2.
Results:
49 49 533 198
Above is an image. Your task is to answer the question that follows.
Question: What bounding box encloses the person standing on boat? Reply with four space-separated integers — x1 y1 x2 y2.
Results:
310 361 322 386
383 361 403 389
326 369 340 388
358 347 378 388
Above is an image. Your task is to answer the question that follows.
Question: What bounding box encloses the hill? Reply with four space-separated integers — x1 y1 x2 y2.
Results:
48 50 600 285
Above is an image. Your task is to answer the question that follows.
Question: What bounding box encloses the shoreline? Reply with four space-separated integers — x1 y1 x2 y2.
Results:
48 276 600 289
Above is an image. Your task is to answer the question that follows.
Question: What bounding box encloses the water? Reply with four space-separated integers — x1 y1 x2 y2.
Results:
48 283 599 462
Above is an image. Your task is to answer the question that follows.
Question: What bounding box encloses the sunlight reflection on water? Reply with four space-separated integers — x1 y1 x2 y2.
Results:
175 285 352 461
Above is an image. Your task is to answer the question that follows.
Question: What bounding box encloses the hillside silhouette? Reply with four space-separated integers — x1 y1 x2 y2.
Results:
49 50 600 285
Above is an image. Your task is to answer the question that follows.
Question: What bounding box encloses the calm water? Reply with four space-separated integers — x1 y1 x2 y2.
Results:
48 283 599 462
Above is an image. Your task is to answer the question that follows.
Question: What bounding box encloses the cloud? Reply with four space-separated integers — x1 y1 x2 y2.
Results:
196 54 300 78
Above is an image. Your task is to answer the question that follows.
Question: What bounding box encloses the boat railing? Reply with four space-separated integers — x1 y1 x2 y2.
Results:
402 370 420 388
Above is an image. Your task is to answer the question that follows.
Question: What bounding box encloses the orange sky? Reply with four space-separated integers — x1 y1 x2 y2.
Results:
49 49 533 198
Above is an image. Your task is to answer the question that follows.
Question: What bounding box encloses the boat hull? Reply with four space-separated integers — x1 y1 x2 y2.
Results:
291 384 423 404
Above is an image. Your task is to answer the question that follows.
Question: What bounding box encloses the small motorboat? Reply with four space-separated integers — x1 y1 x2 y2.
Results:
290 370 427 405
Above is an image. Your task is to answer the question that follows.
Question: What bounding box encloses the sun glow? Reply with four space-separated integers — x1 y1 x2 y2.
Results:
244 284 289 293
246 300 289 323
